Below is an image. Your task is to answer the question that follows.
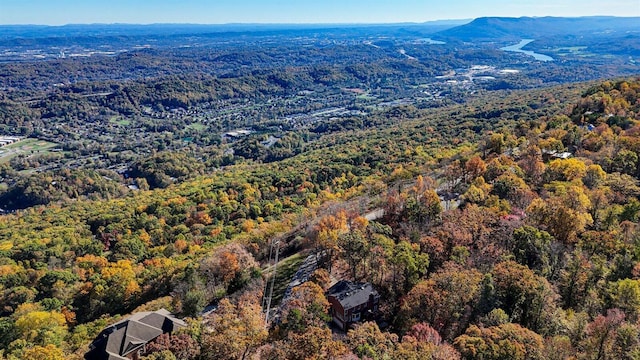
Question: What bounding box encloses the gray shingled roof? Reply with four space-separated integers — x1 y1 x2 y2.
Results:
327 280 379 310
85 309 186 360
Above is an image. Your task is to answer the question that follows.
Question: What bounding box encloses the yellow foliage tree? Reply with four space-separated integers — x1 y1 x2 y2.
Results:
22 344 65 360
99 259 141 303
547 158 587 181
15 310 67 346
527 194 592 244
315 210 349 271
202 297 267 360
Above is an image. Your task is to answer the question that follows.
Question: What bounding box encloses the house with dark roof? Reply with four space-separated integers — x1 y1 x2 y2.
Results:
326 280 380 331
84 308 186 360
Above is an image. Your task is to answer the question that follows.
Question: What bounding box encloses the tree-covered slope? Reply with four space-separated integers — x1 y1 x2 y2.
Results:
436 16 640 41
2 78 640 359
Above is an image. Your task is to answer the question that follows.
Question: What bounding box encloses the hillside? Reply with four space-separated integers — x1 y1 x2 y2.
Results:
436 16 640 41
2 78 640 359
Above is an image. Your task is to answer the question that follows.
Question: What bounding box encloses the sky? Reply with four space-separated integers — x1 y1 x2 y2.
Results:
1 0 639 25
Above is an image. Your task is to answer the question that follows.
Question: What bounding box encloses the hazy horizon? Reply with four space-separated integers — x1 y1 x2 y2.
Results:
5 16 640 28
2 0 639 26
0 20 473 27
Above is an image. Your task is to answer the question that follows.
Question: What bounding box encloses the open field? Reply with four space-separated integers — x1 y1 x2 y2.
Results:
551 46 592 57
0 138 59 164
186 122 206 131
109 116 131 126
263 252 304 306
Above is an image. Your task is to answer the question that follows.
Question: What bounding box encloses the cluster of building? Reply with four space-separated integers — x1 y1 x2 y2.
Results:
0 136 21 147
222 129 254 139
85 278 380 359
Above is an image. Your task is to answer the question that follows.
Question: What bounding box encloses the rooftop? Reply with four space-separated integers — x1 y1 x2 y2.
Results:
327 280 379 310
85 309 186 360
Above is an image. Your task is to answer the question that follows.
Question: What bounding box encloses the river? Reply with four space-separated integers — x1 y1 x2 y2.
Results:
501 39 553 62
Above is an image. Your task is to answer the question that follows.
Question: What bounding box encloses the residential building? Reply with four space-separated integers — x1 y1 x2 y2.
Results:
326 280 380 331
84 308 186 360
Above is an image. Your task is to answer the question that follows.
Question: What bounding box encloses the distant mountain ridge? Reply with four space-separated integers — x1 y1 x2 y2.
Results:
0 22 466 41
435 16 640 41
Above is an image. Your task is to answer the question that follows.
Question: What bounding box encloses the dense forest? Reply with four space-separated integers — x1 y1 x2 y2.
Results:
0 76 638 359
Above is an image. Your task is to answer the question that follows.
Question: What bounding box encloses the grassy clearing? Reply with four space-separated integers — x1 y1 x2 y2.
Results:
357 93 376 100
0 138 59 164
109 116 131 126
551 46 591 57
554 46 588 52
186 122 206 131
263 253 304 306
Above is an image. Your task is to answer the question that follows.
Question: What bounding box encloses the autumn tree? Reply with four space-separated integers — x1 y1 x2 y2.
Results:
558 250 598 310
339 228 369 280
405 322 443 344
403 175 442 228
436 204 502 268
518 145 545 185
492 261 559 335
510 226 554 276
579 309 627 360
14 307 68 346
399 263 482 339
463 177 489 205
486 133 506 155
454 323 544 360
201 297 267 360
347 321 398 360
587 188 611 229
545 158 587 182
584 164 607 189
610 149 638 176
492 172 528 201
391 241 429 295
396 323 462 359
443 160 464 193
527 185 593 244
610 323 640 360
144 333 200 360
484 155 523 182
278 282 330 335
542 335 576 360
261 280 348 359
199 243 259 299
314 210 349 272
309 268 331 291
464 156 487 183
607 279 640 322
260 325 348 360
367 233 395 288
429 213 477 269
21 344 65 360
93 259 141 314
